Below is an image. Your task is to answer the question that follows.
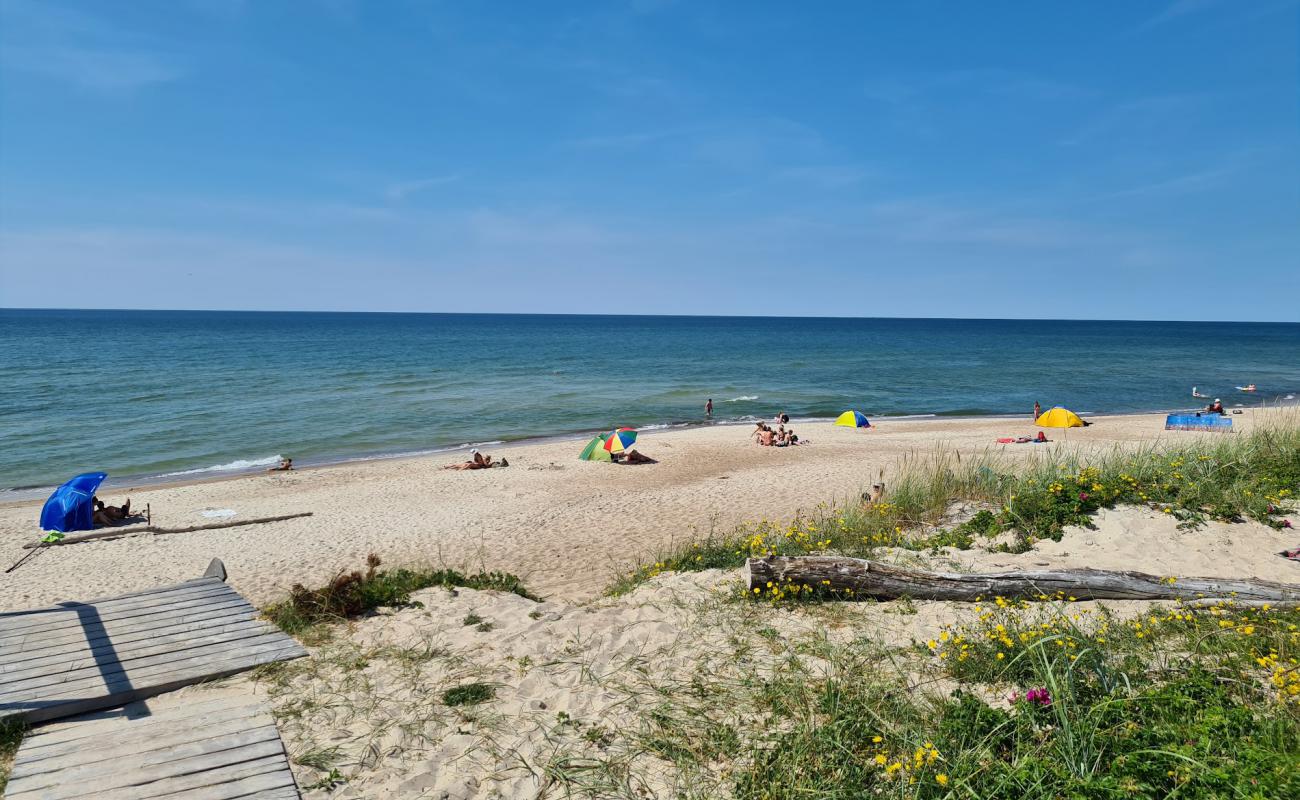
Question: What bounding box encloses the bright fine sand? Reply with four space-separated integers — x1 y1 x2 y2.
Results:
0 409 1290 611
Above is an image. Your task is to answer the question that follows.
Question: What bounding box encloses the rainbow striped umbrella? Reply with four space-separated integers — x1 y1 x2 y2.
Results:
602 427 638 453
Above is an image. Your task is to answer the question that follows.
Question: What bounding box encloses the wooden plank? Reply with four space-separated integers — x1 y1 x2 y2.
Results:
0 579 228 627
3 642 306 723
0 583 237 636
148 769 299 800
2 604 258 664
13 708 275 776
16 698 265 760
1 623 288 696
7 733 287 799
0 589 240 645
2 619 274 684
1 595 254 651
16 702 269 764
97 755 290 799
2 634 304 702
16 693 249 750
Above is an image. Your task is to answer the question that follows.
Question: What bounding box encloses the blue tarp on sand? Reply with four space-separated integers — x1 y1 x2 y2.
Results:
1165 414 1233 432
39 472 108 533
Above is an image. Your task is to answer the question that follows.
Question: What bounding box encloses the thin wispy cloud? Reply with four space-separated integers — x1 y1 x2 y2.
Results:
564 129 684 150
1105 167 1232 199
864 68 1089 105
0 0 184 91
862 199 1112 250
776 165 873 189
1131 0 1223 33
384 175 462 202
3 46 182 91
1059 94 1211 147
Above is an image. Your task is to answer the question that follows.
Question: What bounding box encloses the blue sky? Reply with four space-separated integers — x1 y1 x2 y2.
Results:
1 0 1297 320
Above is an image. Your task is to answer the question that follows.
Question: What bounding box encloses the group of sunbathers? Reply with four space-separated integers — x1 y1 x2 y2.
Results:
753 420 801 447
443 449 510 470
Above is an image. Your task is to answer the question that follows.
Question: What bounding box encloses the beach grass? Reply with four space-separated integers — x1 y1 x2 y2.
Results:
522 587 1300 799
264 553 537 639
0 716 24 795
609 417 1300 596
730 602 1300 798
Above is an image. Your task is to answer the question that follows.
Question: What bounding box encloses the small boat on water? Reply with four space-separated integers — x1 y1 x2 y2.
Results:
1237 384 1257 392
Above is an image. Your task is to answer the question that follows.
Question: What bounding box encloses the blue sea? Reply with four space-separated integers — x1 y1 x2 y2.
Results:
3 310 1298 494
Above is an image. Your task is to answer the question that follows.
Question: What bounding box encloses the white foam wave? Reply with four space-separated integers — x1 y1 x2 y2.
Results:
725 395 759 402
161 455 284 477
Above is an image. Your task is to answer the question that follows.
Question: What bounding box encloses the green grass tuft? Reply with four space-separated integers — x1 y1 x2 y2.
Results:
442 682 495 707
264 553 538 636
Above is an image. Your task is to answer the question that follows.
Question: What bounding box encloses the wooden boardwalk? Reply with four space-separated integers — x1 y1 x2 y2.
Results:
0 566 306 724
5 690 301 799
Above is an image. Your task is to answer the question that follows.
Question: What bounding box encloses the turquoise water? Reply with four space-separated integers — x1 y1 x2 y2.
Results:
3 310 1298 492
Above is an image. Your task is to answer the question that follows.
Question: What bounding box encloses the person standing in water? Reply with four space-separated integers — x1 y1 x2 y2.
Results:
705 398 713 418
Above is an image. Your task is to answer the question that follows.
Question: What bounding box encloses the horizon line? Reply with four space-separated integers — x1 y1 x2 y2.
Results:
3 306 1299 325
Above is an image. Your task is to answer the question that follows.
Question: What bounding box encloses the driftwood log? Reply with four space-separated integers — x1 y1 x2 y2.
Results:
745 556 1300 604
22 512 314 549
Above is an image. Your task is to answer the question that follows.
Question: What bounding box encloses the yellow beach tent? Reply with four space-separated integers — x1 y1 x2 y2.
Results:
1036 407 1084 428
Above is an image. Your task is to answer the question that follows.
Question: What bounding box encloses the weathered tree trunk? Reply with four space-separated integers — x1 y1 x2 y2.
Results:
22 512 314 548
745 556 1300 603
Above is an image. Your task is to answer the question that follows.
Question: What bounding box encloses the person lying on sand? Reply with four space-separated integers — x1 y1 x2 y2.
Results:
618 449 656 465
997 432 1049 444
267 457 294 472
443 449 509 470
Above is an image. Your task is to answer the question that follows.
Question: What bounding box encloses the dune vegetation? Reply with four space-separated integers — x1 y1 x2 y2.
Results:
610 417 1300 596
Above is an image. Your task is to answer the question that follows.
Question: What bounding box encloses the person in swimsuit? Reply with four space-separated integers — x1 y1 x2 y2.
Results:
705 398 713 418
268 457 293 472
443 449 509 470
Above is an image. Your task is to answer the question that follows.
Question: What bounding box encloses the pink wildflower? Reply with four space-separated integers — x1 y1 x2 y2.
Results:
1024 688 1052 707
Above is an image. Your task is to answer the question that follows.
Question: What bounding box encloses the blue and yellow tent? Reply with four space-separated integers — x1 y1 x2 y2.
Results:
834 410 871 428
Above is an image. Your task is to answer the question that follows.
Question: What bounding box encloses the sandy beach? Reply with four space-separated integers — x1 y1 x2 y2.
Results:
1 409 1283 611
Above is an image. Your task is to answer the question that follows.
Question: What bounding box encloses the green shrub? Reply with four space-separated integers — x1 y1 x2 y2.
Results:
265 554 537 635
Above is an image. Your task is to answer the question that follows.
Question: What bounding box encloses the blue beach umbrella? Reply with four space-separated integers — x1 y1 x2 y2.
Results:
39 472 108 533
